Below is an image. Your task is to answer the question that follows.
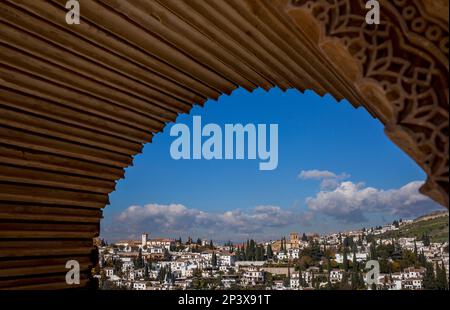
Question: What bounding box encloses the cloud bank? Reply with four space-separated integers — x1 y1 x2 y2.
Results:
105 204 303 241
103 170 441 241
303 179 441 223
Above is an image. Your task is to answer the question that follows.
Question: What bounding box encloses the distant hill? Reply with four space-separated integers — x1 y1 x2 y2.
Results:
414 210 449 223
380 211 449 243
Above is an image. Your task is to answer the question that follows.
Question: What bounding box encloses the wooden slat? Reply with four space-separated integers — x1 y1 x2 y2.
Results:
0 164 115 194
0 105 143 156
0 126 132 168
0 87 150 144
0 203 102 223
0 64 166 134
0 145 125 180
0 22 195 111
2 0 219 100
0 43 181 123
0 183 108 209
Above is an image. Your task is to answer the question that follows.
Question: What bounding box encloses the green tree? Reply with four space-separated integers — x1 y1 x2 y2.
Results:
301 233 308 241
144 263 149 280
343 246 349 272
255 246 263 261
163 248 171 261
422 233 431 246
212 251 217 267
237 247 243 261
327 271 332 289
436 262 449 290
340 271 350 289
265 272 274 287
284 267 291 287
418 250 427 267
157 266 167 283
351 251 358 289
413 239 418 258
134 248 144 268
423 262 437 290
267 244 273 260
370 242 377 260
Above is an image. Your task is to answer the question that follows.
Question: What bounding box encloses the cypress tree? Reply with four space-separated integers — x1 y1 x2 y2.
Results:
245 240 250 259
144 263 149 280
423 262 437 290
370 242 377 260
250 239 256 260
413 239 418 258
212 251 217 267
436 262 449 290
419 250 427 267
327 272 332 289
255 246 262 261
340 271 349 289
422 234 431 246
343 246 349 272
351 251 358 289
267 244 273 259
302 233 308 241
299 268 304 287
135 248 144 268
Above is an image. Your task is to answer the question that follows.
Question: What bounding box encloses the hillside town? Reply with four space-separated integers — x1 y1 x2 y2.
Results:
95 215 449 290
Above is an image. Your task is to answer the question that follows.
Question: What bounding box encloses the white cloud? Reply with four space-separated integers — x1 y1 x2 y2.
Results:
305 180 441 223
103 171 442 241
298 169 350 190
106 203 303 241
298 169 338 180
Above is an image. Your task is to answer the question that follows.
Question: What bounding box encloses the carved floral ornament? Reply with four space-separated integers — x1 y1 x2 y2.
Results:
285 0 449 208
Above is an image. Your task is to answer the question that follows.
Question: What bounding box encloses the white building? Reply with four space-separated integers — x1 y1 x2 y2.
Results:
335 253 367 264
133 281 148 290
290 273 301 289
242 268 265 286
104 267 114 278
219 253 235 266
403 278 423 290
329 269 343 283
403 267 426 279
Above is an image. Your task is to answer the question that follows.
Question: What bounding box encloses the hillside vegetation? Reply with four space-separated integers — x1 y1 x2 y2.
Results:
380 213 449 243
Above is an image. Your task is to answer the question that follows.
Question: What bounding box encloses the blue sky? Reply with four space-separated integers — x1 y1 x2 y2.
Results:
101 87 441 243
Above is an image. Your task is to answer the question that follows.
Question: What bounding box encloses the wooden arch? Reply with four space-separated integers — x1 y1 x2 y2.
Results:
0 0 447 289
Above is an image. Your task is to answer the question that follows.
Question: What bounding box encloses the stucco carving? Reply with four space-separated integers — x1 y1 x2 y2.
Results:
287 0 449 207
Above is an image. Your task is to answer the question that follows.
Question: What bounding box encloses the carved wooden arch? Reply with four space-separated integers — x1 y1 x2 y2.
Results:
283 0 449 208
0 0 447 289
